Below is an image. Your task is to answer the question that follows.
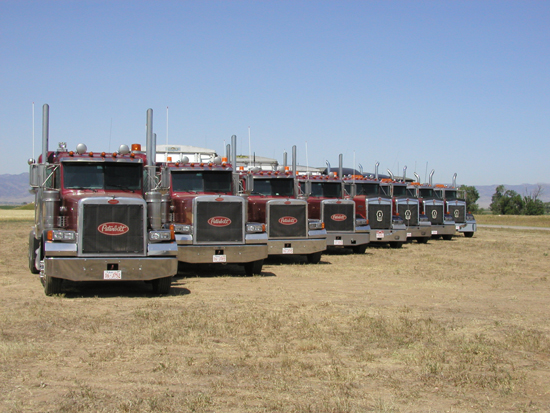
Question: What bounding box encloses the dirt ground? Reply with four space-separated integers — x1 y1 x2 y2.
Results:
1 218 549 412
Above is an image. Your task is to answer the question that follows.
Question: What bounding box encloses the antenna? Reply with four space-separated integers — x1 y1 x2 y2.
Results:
166 106 169 146
32 102 35 161
305 141 309 177
108 118 113 152
248 126 251 169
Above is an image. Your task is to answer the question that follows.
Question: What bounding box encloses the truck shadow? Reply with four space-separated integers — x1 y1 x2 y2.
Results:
56 279 191 298
175 263 277 278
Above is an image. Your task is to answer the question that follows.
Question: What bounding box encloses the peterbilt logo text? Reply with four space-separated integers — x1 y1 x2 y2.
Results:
208 216 231 227
376 210 384 222
98 222 129 236
331 214 347 221
278 216 298 225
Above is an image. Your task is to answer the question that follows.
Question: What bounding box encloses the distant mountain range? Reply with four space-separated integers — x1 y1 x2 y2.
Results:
2 172 549 209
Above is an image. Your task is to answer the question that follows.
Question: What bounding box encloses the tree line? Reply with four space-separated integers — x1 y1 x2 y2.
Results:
459 185 546 215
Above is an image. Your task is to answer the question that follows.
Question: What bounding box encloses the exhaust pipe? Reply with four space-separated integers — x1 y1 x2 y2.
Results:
146 109 154 166
226 143 230 160
452 173 457 188
338 154 343 178
429 169 435 186
375 162 379 180
358 163 363 175
402 165 407 182
42 104 49 164
231 135 237 168
387 169 394 180
414 172 420 183
283 151 288 169
326 160 331 175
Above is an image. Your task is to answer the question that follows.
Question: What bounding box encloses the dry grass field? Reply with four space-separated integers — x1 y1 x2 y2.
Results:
1 214 549 412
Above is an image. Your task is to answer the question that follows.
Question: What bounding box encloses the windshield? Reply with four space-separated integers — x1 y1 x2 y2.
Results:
419 188 434 198
310 182 341 198
63 162 142 190
445 189 458 200
392 185 407 198
252 178 294 196
354 183 379 196
171 170 232 193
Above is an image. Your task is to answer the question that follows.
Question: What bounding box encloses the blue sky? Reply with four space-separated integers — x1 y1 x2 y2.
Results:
1 0 548 185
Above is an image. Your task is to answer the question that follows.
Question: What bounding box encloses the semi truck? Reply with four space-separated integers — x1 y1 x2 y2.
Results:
238 146 327 263
344 163 407 248
383 167 431 244
433 174 477 238
163 135 269 275
297 155 370 254
408 170 456 240
28 106 178 295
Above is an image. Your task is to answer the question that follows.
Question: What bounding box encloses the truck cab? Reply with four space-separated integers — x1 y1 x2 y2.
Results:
433 175 477 238
165 136 268 276
407 171 456 240
28 106 178 295
297 162 370 254
239 161 326 263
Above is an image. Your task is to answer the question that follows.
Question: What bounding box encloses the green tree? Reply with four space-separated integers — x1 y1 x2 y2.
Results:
490 185 524 215
522 185 544 215
459 185 480 214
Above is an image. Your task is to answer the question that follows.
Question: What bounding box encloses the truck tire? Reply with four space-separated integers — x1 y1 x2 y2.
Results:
152 276 172 294
351 244 367 254
244 259 263 276
42 275 62 296
306 251 322 264
442 234 453 241
28 232 40 274
464 232 474 238
417 237 429 244
389 241 403 249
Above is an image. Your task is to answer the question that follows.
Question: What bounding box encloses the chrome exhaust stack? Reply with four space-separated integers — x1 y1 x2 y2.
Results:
414 172 420 183
429 169 435 186
375 162 379 180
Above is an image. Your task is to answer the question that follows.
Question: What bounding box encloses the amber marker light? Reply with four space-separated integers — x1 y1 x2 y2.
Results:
131 144 141 151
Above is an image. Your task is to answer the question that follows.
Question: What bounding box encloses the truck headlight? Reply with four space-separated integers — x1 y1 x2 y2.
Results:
419 214 430 223
466 213 475 221
149 230 173 242
173 224 192 234
47 229 76 242
246 222 265 233
308 219 324 230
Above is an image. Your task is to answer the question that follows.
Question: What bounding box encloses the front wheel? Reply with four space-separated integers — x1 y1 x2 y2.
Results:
42 275 62 296
464 232 474 238
442 234 453 241
389 241 403 249
244 259 263 276
306 251 322 264
417 237 429 244
28 232 40 274
152 276 172 294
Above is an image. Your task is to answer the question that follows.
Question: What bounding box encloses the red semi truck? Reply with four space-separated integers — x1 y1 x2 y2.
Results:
28 106 178 295
433 174 477 238
382 167 431 244
408 171 456 240
298 155 370 254
345 162 407 248
163 135 268 275
238 146 326 263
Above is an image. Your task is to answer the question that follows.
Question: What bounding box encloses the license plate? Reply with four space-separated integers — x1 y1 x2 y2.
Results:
282 248 294 254
213 255 227 263
431 230 438 235
407 232 412 237
334 240 344 245
104 270 122 280
376 231 385 239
